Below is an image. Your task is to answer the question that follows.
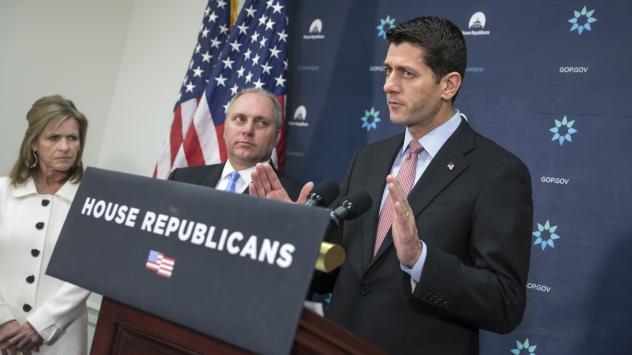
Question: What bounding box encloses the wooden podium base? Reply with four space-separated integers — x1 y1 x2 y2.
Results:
90 298 385 355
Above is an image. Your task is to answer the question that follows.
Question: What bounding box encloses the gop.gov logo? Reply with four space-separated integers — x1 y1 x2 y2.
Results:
361 107 381 132
288 105 308 127
532 220 560 251
303 19 325 40
462 12 491 36
549 115 577 145
376 15 396 39
569 6 597 35
511 338 537 355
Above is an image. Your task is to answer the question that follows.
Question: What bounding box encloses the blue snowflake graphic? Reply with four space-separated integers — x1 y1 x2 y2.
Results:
511 338 537 355
377 16 396 39
569 6 597 35
532 220 560 250
549 115 577 145
361 107 381 131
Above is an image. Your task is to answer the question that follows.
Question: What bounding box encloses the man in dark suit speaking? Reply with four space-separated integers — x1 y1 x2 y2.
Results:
169 88 301 199
249 17 533 354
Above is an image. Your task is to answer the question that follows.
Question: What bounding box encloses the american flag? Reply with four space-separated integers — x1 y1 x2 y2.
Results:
154 0 288 178
146 250 176 278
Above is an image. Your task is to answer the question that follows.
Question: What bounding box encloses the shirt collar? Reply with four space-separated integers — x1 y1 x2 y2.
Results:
12 176 78 202
222 160 260 186
401 109 462 158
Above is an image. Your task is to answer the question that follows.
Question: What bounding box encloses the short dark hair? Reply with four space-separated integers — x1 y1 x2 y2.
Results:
387 16 467 84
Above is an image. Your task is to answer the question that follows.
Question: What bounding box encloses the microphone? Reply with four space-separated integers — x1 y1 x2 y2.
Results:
328 190 373 227
304 179 340 207
313 190 372 273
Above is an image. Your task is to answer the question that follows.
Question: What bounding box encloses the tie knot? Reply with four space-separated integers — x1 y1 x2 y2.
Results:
226 171 241 192
407 140 423 156
229 171 241 182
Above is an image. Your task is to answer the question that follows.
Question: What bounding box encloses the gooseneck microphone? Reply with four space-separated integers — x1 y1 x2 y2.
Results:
328 190 373 227
304 179 340 207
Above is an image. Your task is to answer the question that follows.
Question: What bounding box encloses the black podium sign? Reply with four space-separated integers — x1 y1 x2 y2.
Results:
47 167 331 355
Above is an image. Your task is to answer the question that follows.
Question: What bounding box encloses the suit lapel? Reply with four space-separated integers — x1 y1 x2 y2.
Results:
203 164 224 188
368 120 475 266
360 135 403 271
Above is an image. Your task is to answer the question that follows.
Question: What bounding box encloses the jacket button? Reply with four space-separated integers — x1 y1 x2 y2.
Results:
35 222 44 230
359 284 371 295
41 199 50 207
31 249 40 257
26 275 35 284
23 304 32 312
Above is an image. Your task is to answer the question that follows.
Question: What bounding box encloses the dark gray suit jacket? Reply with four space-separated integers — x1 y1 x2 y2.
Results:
168 163 302 200
320 120 533 355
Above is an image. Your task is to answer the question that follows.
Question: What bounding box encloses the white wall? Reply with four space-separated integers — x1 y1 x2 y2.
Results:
98 0 206 176
1 0 207 350
0 0 133 174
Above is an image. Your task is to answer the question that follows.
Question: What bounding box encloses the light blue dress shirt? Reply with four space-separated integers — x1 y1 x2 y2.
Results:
377 110 463 288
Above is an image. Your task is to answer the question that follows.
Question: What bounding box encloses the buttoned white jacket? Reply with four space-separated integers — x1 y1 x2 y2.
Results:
0 177 89 354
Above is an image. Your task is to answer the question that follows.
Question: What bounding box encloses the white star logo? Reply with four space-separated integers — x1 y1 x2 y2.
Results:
245 5 256 17
230 84 239 96
274 74 286 88
258 15 268 27
269 46 281 59
185 81 195 92
252 54 260 65
259 37 268 48
192 66 203 77
219 24 229 35
250 31 260 43
201 51 212 62
272 1 284 14
237 23 249 35
210 37 222 49
229 40 242 52
204 6 210 16
216 0 227 9
195 44 201 53
266 0 274 8
243 49 252 61
253 78 265 89
222 57 234 69
265 18 276 31
277 29 288 42
236 66 245 78
214 74 227 87
201 28 209 38
261 62 273 75
245 72 253 83
208 11 218 23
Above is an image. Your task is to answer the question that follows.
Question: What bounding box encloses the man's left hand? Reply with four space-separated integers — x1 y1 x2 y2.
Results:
386 175 422 267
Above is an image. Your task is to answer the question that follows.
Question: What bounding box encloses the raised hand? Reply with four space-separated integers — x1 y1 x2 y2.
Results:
386 175 422 267
249 163 313 204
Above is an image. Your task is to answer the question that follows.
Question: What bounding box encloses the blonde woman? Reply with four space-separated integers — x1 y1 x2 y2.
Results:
0 95 90 354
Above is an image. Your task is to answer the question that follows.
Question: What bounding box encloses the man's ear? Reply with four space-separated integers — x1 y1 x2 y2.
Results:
441 71 462 101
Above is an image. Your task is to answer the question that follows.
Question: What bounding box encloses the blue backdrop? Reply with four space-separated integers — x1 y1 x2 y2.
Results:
284 1 632 353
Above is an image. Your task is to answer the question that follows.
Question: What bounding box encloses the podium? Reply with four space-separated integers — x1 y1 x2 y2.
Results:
91 297 386 354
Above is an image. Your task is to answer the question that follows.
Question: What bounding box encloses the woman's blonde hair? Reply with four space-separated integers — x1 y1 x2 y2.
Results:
9 95 88 186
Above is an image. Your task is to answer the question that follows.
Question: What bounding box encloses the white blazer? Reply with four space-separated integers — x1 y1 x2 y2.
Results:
0 177 89 355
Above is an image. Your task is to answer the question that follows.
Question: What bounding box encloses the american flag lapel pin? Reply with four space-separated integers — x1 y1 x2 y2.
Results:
447 162 455 171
